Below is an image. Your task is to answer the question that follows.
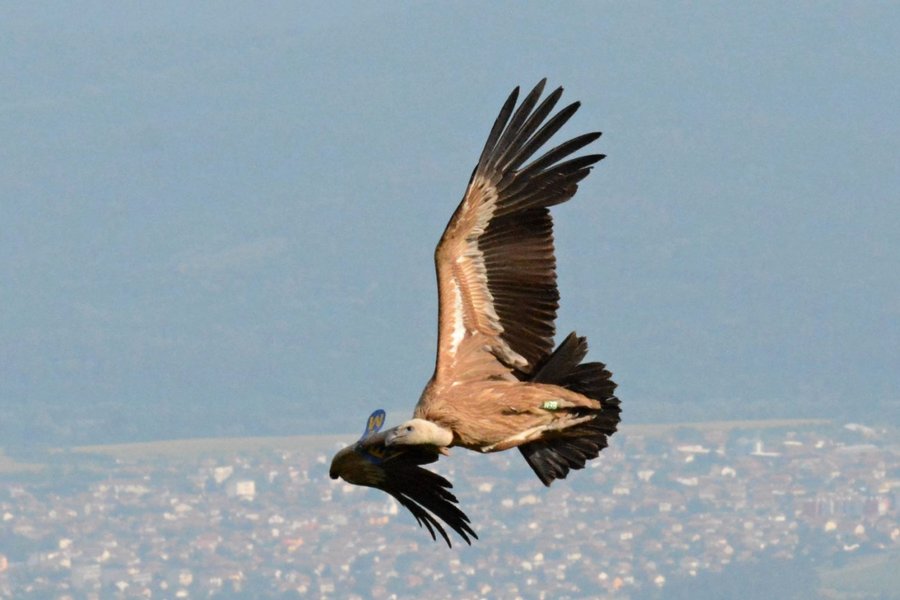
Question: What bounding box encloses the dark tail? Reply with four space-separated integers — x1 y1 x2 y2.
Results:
518 332 621 486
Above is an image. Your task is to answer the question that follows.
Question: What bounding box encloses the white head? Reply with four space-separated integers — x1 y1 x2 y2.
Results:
385 418 453 448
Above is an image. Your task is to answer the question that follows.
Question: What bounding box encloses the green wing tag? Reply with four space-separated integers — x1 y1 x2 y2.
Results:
541 400 560 411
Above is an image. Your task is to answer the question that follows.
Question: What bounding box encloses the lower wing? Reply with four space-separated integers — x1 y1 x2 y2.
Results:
329 412 477 547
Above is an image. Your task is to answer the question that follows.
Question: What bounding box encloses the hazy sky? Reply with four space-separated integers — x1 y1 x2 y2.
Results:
2 2 898 439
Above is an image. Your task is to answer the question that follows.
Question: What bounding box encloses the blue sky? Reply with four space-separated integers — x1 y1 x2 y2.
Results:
2 2 898 439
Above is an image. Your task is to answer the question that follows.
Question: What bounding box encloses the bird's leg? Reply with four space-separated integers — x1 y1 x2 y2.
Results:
481 424 547 452
481 413 597 453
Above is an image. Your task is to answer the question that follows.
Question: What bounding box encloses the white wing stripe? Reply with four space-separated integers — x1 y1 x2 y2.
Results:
448 282 466 357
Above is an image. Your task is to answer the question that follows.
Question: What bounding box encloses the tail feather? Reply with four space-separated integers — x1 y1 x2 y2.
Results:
518 332 621 486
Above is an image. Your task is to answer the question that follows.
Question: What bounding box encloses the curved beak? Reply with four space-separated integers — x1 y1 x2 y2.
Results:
329 445 353 480
384 428 401 446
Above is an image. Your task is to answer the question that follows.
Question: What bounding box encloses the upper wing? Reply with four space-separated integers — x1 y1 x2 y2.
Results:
431 79 604 387
329 427 477 547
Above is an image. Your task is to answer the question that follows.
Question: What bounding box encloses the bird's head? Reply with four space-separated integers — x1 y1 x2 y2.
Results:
385 419 453 448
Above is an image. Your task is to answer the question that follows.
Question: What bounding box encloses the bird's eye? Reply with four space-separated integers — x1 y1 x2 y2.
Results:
406 426 413 432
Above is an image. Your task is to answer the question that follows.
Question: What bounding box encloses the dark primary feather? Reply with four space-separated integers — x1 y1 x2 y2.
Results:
495 86 563 172
475 85 519 171
466 80 605 371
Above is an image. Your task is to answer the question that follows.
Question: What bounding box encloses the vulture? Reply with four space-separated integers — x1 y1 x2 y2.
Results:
329 80 621 546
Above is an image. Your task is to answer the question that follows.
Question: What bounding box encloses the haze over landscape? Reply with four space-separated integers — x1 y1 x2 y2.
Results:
2 4 898 442
2 4 900 598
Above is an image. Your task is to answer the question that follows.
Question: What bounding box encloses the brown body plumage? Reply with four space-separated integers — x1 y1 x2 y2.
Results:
330 80 621 546
416 379 601 451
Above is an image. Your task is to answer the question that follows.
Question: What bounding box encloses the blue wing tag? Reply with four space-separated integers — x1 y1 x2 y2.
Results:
357 409 388 465
360 409 386 440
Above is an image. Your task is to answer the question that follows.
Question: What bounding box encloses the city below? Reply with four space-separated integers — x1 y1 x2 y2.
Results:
1 419 898 599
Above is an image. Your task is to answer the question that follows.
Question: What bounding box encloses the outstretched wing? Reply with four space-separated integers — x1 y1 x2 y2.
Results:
430 79 604 390
329 425 477 547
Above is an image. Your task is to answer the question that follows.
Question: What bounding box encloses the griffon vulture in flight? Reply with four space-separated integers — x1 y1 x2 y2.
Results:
330 80 621 546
